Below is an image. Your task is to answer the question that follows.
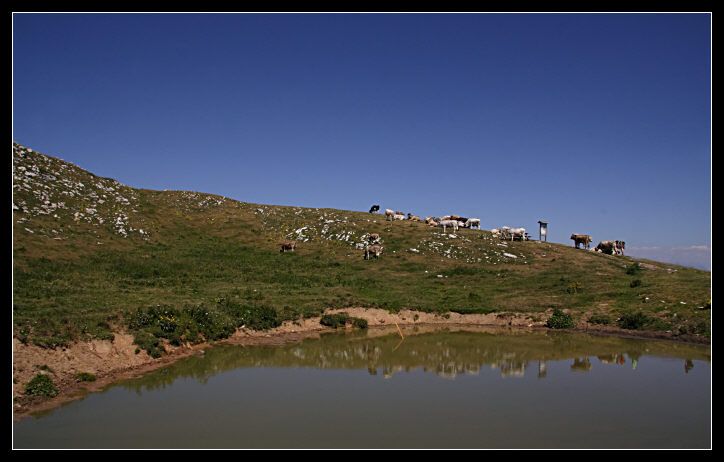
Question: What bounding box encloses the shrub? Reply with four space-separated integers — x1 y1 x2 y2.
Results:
133 330 162 358
234 304 281 331
588 313 611 325
352 317 368 329
630 279 642 288
76 372 96 382
617 311 653 330
320 313 350 328
625 262 642 275
546 309 574 329
25 374 59 397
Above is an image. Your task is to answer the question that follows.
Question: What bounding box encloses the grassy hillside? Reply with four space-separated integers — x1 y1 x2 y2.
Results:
12 143 711 350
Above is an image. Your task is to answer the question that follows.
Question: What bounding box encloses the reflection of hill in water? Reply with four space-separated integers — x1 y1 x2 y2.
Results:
123 329 710 392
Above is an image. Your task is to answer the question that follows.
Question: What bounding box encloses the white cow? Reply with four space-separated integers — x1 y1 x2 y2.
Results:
499 226 526 241
385 209 395 221
507 227 526 241
393 214 406 220
466 218 481 229
439 219 459 233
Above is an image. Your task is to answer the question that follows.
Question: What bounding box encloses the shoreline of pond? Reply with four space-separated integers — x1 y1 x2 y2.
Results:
12 307 709 421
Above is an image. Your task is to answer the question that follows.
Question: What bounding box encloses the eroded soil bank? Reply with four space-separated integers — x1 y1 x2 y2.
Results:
13 307 708 420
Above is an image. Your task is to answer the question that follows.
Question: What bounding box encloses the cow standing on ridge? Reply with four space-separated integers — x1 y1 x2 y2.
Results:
570 234 592 249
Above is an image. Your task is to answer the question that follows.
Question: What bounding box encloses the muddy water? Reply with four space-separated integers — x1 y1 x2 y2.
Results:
13 328 710 448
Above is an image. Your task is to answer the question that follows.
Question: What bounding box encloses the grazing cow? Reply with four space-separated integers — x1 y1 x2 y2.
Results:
615 240 626 256
466 218 481 229
425 217 439 227
596 241 616 255
439 219 459 233
279 241 296 253
364 244 384 260
393 214 406 220
498 226 526 241
510 227 526 241
491 228 501 238
407 213 422 222
367 233 380 244
570 234 592 249
385 209 395 221
369 204 380 213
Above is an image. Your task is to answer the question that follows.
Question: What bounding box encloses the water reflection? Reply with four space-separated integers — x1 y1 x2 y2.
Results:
122 329 710 392
15 328 711 449
685 359 695 374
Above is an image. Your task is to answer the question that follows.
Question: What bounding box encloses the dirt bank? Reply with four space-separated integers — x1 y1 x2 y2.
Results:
12 307 708 420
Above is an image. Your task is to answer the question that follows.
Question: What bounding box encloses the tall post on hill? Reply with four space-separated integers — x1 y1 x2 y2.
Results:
538 220 548 242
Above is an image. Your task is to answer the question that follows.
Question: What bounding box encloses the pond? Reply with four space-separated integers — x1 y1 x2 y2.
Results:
13 327 711 448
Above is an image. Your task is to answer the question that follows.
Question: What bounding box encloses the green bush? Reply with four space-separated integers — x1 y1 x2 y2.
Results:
133 330 163 358
25 374 59 397
129 299 284 357
352 317 368 329
588 313 611 325
629 279 642 288
320 313 350 328
617 311 653 330
625 262 642 275
231 304 281 331
76 372 96 382
546 309 574 329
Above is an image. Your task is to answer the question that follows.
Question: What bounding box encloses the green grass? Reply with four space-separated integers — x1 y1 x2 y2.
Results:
12 144 712 349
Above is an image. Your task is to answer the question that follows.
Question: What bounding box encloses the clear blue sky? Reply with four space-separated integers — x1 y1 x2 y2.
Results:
12 13 711 269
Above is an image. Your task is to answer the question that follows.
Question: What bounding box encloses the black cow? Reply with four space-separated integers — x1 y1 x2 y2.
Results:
369 204 380 213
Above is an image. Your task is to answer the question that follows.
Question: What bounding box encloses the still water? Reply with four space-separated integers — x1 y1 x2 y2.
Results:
14 327 710 448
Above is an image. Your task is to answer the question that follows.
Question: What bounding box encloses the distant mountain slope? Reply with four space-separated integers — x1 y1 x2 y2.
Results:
12 143 711 347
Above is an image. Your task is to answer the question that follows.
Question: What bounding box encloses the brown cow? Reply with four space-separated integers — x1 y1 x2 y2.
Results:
279 241 296 253
595 241 615 255
570 234 592 249
364 244 384 260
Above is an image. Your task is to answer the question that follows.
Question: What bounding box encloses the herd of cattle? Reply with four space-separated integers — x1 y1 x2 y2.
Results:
374 206 482 233
279 204 625 259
